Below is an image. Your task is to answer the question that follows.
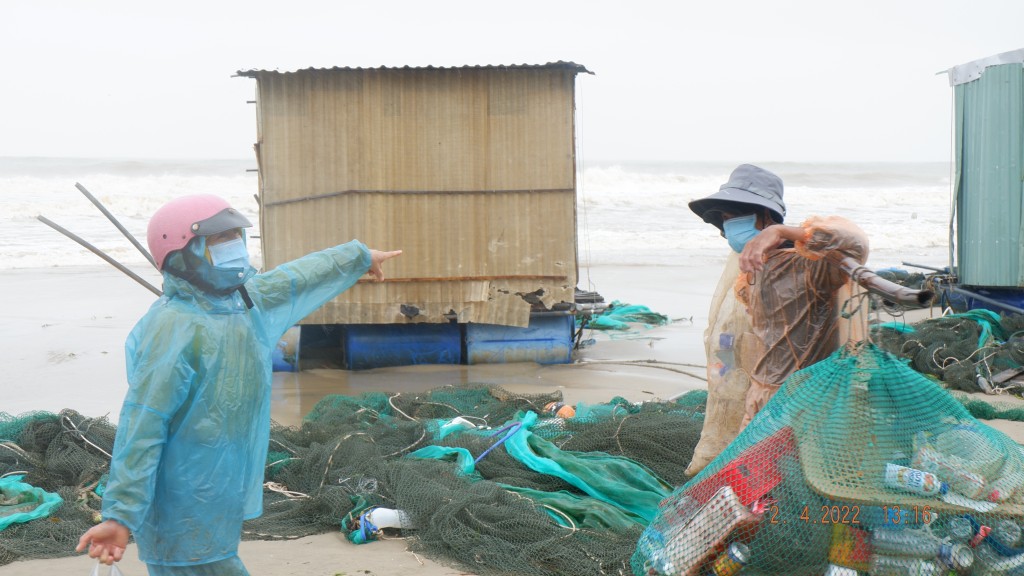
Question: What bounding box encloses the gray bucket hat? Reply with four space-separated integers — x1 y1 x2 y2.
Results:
688 164 786 232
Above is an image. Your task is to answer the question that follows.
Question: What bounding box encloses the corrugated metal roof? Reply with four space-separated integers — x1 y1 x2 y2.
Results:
946 48 1024 86
235 61 593 77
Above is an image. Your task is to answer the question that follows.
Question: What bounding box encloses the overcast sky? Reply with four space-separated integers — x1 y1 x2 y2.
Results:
5 1 1023 163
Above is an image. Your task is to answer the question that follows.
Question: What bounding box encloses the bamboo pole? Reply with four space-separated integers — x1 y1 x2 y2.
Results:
36 215 162 297
75 182 158 269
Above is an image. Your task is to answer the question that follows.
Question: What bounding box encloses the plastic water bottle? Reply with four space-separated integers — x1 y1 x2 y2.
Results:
912 445 987 499
365 507 414 529
715 332 735 375
871 527 943 557
636 527 675 575
947 515 975 543
868 555 942 576
933 425 1003 488
987 469 1024 502
993 518 1023 547
974 543 1024 575
938 543 974 572
883 463 948 496
870 527 974 570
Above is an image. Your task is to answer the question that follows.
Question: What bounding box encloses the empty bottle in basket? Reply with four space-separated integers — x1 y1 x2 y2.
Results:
869 555 943 576
871 527 942 557
937 542 974 572
883 463 948 496
993 518 1023 547
946 516 975 543
715 333 735 375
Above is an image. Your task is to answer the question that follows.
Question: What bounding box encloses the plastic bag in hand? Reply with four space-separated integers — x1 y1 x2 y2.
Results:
90 562 125 576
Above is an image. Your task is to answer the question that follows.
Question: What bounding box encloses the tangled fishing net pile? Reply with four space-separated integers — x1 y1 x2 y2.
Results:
0 386 708 574
873 308 1024 396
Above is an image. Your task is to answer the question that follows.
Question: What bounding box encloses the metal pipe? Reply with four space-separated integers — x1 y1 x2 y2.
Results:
36 215 163 297
948 285 1024 316
75 182 158 269
901 261 947 273
825 252 934 307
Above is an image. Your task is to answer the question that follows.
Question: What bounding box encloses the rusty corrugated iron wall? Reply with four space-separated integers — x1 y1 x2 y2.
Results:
238 63 590 327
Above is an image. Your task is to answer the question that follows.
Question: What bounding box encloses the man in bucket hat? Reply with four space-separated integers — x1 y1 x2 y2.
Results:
684 164 869 476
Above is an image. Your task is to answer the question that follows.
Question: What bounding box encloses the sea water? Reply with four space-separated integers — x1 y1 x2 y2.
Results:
0 157 952 273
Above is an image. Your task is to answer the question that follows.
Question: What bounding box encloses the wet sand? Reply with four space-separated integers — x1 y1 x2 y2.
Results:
1 263 1023 575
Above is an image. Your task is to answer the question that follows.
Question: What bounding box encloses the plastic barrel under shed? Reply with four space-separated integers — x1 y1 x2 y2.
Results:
465 313 574 365
342 323 462 370
271 326 302 372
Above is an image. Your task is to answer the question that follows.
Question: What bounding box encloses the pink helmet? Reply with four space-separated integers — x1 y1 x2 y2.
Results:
147 194 253 270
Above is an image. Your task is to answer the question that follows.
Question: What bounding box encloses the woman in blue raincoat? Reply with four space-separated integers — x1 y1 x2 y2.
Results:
77 194 401 574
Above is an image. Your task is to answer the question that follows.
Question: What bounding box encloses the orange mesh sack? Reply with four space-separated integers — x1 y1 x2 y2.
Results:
733 215 869 429
794 215 869 262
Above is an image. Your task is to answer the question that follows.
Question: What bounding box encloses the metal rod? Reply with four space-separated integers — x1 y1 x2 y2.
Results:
826 252 934 307
36 215 162 297
355 274 569 284
75 182 158 269
263 188 575 208
948 285 1024 316
901 261 947 273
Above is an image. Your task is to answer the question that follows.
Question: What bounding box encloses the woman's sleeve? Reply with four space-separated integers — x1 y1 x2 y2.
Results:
795 215 870 291
100 311 195 533
246 240 372 339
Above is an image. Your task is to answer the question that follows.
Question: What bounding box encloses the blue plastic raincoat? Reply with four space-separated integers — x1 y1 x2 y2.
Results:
101 241 371 566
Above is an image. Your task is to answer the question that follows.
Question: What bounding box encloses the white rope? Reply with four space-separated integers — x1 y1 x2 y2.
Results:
263 481 309 499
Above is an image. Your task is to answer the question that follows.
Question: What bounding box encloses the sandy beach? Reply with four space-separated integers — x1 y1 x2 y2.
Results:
2 262 1023 575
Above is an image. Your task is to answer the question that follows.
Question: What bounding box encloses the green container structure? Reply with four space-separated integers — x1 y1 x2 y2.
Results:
949 49 1024 287
946 48 1024 312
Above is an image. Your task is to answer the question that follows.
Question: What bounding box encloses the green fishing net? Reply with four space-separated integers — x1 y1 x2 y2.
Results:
0 409 114 564
247 384 707 576
873 309 1024 394
582 300 670 331
0 387 708 573
633 343 1024 575
11 347 1024 575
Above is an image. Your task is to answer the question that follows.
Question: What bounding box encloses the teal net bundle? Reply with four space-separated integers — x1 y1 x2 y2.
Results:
582 301 671 331
633 343 1024 575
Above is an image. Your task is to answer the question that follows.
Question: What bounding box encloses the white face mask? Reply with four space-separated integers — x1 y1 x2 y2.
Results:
207 237 250 269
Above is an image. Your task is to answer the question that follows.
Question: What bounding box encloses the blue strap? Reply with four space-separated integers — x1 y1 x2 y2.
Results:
474 422 523 464
358 510 380 542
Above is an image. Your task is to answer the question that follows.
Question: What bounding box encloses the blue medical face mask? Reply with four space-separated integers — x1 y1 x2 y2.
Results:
165 236 255 295
207 237 250 270
723 214 760 253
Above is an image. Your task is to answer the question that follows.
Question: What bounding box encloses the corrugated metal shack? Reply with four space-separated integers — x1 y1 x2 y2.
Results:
947 49 1024 289
236 62 592 367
